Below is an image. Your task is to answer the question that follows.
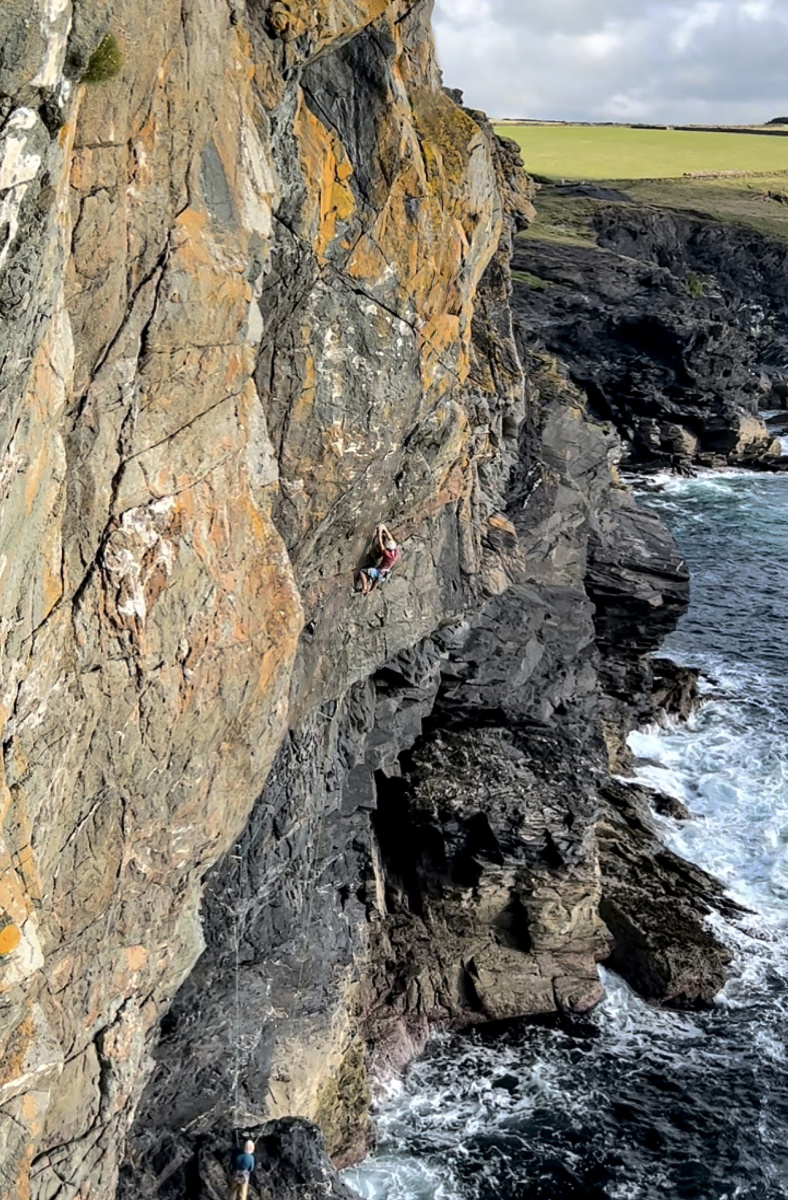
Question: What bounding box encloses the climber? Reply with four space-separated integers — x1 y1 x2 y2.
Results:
356 523 402 595
228 1139 256 1200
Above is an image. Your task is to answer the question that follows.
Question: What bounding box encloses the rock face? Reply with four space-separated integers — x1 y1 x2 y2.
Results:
511 187 788 469
0 5 737 1199
0 2 512 1193
121 343 691 1189
599 779 740 1008
147 1118 358 1200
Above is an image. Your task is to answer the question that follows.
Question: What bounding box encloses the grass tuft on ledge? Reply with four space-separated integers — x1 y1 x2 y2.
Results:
81 34 123 84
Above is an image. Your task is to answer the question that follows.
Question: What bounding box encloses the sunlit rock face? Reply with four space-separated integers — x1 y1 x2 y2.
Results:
0 1 520 1194
0 3 707 1198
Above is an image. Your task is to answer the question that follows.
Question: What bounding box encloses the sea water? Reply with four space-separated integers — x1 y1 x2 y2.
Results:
345 471 788 1200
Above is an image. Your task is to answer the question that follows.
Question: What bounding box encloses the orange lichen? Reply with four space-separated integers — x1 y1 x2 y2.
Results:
344 234 388 283
293 99 355 259
419 313 463 390
0 922 22 956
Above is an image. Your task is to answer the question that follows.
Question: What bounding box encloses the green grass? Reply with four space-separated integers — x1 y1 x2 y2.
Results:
511 269 551 289
685 271 706 298
615 175 788 242
494 123 788 181
517 173 788 248
517 189 603 249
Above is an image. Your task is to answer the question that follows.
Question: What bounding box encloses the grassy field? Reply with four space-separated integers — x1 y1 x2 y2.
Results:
493 123 788 181
519 174 788 248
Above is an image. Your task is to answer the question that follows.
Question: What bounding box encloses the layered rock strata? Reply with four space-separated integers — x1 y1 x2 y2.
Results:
0 5 737 1200
0 1 514 1194
512 185 788 470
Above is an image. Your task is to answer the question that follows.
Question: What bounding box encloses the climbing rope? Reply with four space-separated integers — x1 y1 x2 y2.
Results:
295 803 324 1004
230 845 243 1131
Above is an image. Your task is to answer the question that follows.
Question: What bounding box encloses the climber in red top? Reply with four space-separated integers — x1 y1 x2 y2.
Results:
357 524 402 595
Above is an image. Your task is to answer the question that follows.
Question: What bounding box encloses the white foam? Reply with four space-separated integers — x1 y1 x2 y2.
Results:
348 471 788 1199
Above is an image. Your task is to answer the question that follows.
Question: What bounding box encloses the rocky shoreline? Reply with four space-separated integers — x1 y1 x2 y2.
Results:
510 182 788 473
1 4 785 1198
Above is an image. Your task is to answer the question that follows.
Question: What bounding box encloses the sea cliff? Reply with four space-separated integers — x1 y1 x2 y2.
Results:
0 5 766 1198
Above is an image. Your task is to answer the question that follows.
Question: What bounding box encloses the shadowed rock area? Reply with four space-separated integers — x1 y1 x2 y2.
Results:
127 1118 358 1200
511 186 788 470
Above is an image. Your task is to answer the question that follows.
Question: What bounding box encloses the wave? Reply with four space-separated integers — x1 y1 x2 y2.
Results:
346 471 788 1200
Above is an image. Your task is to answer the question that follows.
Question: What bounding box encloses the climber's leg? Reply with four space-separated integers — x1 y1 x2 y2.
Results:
228 1174 249 1200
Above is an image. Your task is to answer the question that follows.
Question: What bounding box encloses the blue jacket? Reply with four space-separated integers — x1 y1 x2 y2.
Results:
233 1150 255 1174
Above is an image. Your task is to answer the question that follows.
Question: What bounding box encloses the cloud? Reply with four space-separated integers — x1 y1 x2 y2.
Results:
432 0 788 123
671 1 721 53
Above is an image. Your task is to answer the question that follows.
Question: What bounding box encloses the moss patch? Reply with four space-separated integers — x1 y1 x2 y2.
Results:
81 34 123 84
511 269 550 289
685 271 706 299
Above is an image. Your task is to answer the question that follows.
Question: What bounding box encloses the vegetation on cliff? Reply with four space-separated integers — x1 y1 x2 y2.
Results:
80 34 123 84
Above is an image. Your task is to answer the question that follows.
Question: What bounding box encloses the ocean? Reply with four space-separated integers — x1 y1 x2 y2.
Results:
344 470 788 1200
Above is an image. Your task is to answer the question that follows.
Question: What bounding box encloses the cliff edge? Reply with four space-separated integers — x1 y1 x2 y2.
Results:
0 5 727 1199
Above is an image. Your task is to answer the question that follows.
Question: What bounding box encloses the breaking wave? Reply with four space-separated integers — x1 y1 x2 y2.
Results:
345 471 788 1200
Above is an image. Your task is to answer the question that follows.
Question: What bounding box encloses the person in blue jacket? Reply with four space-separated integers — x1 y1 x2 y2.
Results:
228 1139 255 1200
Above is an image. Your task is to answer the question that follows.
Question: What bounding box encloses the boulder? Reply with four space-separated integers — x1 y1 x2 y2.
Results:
660 422 700 461
598 779 742 1007
650 657 702 722
704 412 781 463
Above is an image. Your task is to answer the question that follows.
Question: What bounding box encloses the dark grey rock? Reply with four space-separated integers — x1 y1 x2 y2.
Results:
651 657 702 721
511 192 788 468
118 1119 359 1200
598 778 743 1007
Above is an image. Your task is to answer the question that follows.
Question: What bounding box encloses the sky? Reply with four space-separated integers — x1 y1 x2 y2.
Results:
432 0 788 124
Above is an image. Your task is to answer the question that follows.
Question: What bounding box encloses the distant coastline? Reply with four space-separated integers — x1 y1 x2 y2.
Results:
494 118 788 138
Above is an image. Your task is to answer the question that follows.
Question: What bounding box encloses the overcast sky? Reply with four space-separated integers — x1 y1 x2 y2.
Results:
432 0 788 124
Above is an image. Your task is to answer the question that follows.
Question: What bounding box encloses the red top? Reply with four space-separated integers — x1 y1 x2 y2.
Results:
378 545 401 571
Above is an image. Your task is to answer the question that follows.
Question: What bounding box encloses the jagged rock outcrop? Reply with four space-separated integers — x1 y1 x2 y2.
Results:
650 657 701 723
0 5 737 1199
511 185 788 469
599 778 741 1007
